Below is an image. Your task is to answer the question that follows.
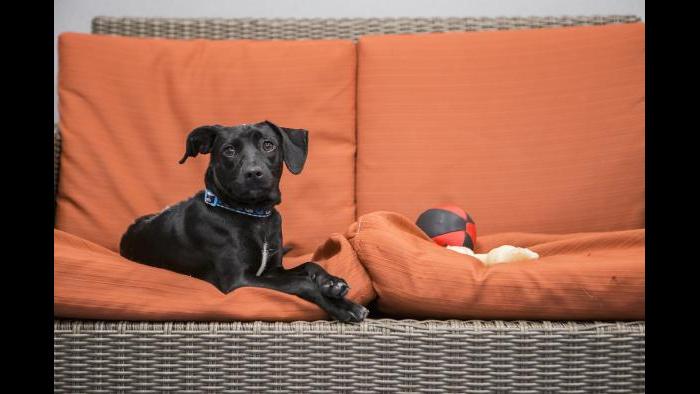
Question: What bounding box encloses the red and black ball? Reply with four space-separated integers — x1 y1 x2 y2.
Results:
416 205 477 249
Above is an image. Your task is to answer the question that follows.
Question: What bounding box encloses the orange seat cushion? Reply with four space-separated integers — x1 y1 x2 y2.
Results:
55 212 642 321
356 23 645 235
56 33 357 256
347 212 644 320
54 229 375 321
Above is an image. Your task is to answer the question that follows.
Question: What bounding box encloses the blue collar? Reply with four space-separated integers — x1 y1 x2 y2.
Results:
203 189 272 218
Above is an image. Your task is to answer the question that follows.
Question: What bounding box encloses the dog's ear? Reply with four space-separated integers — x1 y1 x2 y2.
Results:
263 120 308 174
178 125 220 164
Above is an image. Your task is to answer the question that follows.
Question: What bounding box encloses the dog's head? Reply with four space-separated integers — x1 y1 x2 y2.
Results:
178 121 308 207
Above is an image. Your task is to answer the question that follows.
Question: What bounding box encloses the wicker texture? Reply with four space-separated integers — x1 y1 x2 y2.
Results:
54 125 61 198
92 15 641 41
54 319 644 393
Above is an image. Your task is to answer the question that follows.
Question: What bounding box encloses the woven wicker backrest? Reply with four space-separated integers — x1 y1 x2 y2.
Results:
91 15 641 40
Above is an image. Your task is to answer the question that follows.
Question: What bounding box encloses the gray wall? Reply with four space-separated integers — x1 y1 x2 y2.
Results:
54 0 645 122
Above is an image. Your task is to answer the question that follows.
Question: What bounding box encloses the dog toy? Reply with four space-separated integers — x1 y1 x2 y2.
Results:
446 245 539 266
416 205 477 249
416 205 539 266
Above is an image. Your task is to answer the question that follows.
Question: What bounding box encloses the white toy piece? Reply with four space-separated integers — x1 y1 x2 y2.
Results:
446 245 539 266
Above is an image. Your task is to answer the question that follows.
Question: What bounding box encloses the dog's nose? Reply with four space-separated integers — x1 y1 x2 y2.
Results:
244 167 264 180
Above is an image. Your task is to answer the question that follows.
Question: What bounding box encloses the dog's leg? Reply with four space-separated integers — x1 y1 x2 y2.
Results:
241 270 368 322
283 262 352 299
264 240 350 299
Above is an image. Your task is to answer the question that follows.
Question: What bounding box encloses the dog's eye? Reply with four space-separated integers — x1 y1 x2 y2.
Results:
222 146 236 157
262 140 276 152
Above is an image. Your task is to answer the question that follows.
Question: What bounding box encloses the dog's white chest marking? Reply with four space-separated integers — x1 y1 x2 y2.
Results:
256 241 269 277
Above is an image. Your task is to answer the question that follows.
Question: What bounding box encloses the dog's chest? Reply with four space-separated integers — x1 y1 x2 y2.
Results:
258 240 271 276
231 218 278 276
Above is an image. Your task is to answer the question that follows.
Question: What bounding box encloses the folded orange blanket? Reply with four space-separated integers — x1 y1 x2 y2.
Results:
347 212 644 320
54 211 644 321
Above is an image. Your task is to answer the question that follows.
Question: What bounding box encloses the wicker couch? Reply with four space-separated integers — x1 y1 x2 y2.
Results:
54 16 645 393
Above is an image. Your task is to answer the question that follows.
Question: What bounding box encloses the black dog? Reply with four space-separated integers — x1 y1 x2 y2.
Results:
119 121 368 322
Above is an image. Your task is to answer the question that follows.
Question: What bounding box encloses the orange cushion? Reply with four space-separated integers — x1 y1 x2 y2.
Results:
356 23 645 235
55 212 643 321
54 229 375 321
347 212 644 320
56 33 357 255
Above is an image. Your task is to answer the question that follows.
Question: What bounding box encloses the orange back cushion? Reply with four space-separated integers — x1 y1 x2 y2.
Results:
56 33 357 255
356 23 644 235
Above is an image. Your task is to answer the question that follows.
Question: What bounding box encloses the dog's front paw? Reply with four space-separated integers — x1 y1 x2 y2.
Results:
328 299 369 323
315 273 350 299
